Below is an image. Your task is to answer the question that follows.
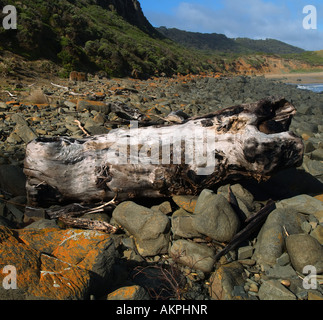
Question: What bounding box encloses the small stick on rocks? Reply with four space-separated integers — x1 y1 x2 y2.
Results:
283 225 290 237
59 216 118 234
74 120 90 136
51 82 69 90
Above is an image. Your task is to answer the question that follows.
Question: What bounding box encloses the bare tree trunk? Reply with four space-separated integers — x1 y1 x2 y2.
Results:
24 98 304 207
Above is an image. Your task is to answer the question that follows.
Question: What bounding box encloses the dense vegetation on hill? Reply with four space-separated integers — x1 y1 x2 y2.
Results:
157 27 243 53
0 0 321 79
234 38 305 55
157 27 305 55
0 0 220 77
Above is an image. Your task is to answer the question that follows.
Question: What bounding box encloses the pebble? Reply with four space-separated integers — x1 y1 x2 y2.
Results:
266 265 297 279
301 221 312 233
238 246 254 260
280 280 291 287
276 252 290 266
238 259 256 266
248 283 259 293
254 274 261 282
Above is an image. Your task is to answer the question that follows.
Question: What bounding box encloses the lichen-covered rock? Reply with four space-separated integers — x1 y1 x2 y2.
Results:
107 285 150 300
172 195 198 213
29 253 92 300
0 226 41 295
77 99 110 114
209 262 247 300
0 226 116 300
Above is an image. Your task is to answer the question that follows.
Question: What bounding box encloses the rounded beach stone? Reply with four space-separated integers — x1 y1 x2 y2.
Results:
171 208 202 239
170 239 216 273
193 189 240 242
112 201 170 257
286 234 323 274
252 209 304 266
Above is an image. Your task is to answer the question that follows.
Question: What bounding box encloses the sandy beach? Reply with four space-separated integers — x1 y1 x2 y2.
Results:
264 71 323 84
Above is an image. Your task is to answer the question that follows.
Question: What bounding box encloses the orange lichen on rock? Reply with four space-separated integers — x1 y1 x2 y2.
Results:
29 253 92 300
18 228 67 254
172 195 198 213
107 285 149 300
77 99 107 108
76 99 110 114
0 227 41 293
0 226 115 300
209 262 247 300
52 229 112 265
5 100 19 106
108 286 137 300
33 103 50 109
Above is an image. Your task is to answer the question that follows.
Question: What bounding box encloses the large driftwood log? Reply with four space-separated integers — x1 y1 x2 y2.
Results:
24 97 304 207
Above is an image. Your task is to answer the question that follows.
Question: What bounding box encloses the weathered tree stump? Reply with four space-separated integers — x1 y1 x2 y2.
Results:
23 97 304 207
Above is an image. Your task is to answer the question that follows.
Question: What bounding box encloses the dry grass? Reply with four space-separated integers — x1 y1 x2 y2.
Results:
132 263 187 300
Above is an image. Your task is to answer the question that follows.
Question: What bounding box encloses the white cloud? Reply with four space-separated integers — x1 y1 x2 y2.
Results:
145 0 323 50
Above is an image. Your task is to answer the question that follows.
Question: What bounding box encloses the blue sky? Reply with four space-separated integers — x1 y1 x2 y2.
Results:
139 0 323 51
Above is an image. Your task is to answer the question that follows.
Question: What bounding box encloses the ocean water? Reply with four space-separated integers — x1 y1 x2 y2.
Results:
296 83 323 93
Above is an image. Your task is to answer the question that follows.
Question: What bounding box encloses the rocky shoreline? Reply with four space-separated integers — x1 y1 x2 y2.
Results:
0 74 322 300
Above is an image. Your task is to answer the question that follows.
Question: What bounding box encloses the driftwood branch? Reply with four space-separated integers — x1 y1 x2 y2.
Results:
46 196 118 233
74 120 90 136
58 216 118 233
228 186 248 225
51 82 69 90
23 97 304 207
4 90 17 98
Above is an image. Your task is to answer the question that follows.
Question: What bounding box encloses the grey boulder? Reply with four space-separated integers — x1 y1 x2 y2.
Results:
112 201 170 257
286 234 323 274
253 209 305 266
170 239 216 273
193 189 240 242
